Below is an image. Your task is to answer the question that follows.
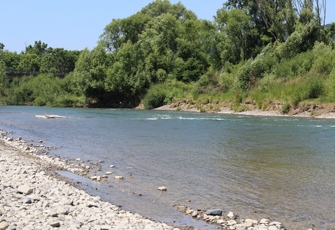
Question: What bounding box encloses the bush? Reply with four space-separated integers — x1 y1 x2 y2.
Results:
311 42 335 75
281 103 291 114
143 85 167 109
33 96 46 106
54 95 85 107
272 50 315 78
277 21 321 59
325 69 335 101
291 75 325 103
236 44 277 89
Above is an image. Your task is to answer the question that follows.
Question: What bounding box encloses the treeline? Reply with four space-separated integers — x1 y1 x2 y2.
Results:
0 41 80 74
1 0 335 111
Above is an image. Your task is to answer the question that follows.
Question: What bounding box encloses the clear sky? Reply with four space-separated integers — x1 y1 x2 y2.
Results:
1 0 334 53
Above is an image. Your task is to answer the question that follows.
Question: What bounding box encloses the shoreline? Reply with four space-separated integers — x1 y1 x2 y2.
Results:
0 133 180 230
154 102 335 120
0 128 306 230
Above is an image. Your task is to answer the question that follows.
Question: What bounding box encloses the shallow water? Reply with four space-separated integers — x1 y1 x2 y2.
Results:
1 106 335 229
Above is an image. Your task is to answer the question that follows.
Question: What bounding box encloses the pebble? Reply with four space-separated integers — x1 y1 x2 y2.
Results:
158 186 167 191
0 132 179 230
227 211 235 219
0 221 9 230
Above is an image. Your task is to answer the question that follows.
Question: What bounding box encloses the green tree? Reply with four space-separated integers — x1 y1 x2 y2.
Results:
140 0 197 21
24 41 48 56
0 50 20 70
18 54 40 72
72 45 110 104
0 60 8 96
214 7 259 65
40 48 80 74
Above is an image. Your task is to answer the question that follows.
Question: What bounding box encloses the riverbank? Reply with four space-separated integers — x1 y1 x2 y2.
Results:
0 129 308 230
0 135 180 230
154 100 335 119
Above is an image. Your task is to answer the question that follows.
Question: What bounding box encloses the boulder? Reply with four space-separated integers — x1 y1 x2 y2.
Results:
205 209 222 216
0 221 9 230
227 220 237 226
50 222 60 227
259 218 270 225
17 184 33 195
87 201 99 208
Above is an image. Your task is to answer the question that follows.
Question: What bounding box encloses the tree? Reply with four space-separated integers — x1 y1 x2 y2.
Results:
18 54 40 72
100 14 151 52
214 7 259 65
72 45 110 103
0 50 20 70
24 41 48 56
40 48 80 74
0 43 4 50
293 0 327 26
140 0 197 21
0 60 8 97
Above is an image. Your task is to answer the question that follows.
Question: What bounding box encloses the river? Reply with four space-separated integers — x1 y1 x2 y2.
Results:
1 106 335 229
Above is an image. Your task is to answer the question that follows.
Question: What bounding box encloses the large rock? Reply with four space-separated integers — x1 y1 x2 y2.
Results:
0 221 9 230
17 184 33 195
259 218 270 224
268 226 279 230
87 201 99 208
50 222 60 227
205 209 222 216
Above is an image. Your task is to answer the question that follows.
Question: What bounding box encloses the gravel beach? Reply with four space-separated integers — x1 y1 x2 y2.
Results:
0 129 300 230
0 136 180 230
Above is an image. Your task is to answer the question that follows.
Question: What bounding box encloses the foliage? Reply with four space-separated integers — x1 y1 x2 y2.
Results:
0 60 8 97
276 20 322 59
143 84 167 109
236 44 278 89
281 103 291 114
2 0 335 110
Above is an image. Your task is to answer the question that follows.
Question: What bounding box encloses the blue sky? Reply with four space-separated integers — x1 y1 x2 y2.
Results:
1 0 334 53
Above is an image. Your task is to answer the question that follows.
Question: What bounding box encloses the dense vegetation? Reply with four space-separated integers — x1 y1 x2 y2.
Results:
1 0 335 113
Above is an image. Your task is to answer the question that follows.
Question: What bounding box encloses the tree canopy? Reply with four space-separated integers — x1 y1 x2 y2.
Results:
1 0 334 111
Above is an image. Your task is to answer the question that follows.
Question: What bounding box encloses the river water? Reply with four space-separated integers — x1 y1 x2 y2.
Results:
1 106 335 229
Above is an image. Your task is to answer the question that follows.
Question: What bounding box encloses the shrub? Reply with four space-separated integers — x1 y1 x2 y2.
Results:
33 97 46 106
236 44 277 89
272 50 315 78
291 75 325 103
311 42 335 75
281 103 291 114
325 69 335 101
54 95 85 107
277 21 321 59
143 85 167 109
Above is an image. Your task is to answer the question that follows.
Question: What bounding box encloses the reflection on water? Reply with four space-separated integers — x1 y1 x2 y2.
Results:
1 106 335 229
